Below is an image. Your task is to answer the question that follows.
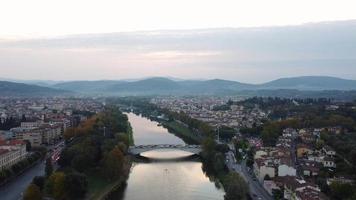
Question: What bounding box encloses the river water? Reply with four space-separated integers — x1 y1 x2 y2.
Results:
109 112 225 200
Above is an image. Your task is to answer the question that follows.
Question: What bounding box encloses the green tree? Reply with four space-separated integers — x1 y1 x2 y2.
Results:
71 154 89 173
315 139 325 150
46 172 66 199
64 172 88 199
32 176 45 191
330 181 355 200
102 146 125 180
24 140 32 151
272 189 283 200
45 158 53 178
261 122 281 146
224 172 249 200
23 184 42 200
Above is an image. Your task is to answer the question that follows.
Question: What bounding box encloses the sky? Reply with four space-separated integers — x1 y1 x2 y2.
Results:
1 0 356 83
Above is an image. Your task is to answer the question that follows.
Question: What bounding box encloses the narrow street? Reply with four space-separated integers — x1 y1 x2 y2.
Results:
0 160 45 200
0 140 64 200
225 151 273 200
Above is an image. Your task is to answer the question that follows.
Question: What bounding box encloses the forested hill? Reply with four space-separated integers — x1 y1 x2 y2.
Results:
0 81 73 97
52 76 356 97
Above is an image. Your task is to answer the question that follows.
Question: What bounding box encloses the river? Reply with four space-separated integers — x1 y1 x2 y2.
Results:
108 112 225 200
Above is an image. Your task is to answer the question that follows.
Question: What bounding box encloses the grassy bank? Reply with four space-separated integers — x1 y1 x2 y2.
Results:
162 120 203 144
127 123 134 146
86 157 131 200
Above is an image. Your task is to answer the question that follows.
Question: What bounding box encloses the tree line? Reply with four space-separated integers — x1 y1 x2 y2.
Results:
23 105 132 200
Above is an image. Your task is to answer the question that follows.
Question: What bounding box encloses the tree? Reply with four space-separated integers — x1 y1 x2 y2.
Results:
213 153 227 173
23 184 42 200
264 174 271 180
224 172 249 200
32 176 45 191
261 122 281 146
330 181 355 200
64 172 88 199
102 147 125 180
24 140 32 151
71 154 89 173
350 149 356 167
315 139 325 150
272 189 283 200
46 172 66 199
45 158 53 178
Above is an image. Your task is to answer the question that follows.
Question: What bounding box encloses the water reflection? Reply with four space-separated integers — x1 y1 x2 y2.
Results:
126 112 185 146
141 149 194 159
118 162 224 200
109 113 224 200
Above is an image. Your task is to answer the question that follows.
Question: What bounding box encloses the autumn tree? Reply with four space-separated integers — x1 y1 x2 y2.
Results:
46 172 66 199
23 184 42 200
102 146 125 180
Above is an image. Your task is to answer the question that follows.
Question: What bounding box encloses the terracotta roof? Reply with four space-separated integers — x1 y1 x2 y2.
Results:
0 149 9 155
0 139 26 146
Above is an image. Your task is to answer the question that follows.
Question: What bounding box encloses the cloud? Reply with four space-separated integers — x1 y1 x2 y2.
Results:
0 20 356 82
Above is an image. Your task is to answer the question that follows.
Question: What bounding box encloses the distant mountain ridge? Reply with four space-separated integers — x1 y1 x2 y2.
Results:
1 76 355 97
259 76 356 90
0 81 72 97
51 76 356 95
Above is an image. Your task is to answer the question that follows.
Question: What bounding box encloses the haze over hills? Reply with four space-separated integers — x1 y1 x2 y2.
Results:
1 76 356 97
0 81 72 97
52 76 356 95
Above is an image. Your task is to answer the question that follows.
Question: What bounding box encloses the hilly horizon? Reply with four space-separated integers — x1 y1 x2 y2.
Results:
0 81 73 97
52 76 356 95
1 76 356 97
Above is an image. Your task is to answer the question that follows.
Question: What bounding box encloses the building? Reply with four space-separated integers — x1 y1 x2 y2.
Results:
300 160 320 177
11 127 43 147
0 140 27 170
323 157 336 168
323 146 336 157
254 158 276 182
41 124 62 145
278 158 296 177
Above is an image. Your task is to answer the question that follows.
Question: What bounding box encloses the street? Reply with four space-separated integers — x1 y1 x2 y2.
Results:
225 151 273 200
0 140 64 200
0 160 45 200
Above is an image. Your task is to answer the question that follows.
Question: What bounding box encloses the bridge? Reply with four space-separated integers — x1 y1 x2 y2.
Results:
128 144 202 155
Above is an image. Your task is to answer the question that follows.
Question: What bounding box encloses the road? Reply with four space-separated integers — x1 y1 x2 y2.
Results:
225 151 273 200
0 160 45 200
0 140 64 200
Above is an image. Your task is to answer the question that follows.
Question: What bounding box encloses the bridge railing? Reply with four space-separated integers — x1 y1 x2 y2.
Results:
129 144 201 149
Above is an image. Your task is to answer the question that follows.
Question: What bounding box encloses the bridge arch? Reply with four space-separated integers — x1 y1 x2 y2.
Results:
128 144 202 155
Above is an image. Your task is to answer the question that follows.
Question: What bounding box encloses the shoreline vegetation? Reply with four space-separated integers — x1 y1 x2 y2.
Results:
23 105 133 200
0 149 46 186
161 120 203 145
112 97 250 200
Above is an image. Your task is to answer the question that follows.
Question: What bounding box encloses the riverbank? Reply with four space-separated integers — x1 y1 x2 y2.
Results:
86 158 132 200
0 151 45 186
161 120 203 145
127 123 134 146
115 110 227 199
